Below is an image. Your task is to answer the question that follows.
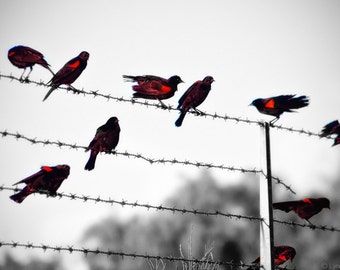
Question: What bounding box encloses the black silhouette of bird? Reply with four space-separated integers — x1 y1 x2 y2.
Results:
250 95 309 124
10 165 70 203
85 117 120 171
8 45 54 80
43 51 89 101
175 76 214 127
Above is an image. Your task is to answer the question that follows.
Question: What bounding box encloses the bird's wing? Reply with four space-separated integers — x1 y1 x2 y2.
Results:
51 57 82 84
177 81 200 107
12 167 52 185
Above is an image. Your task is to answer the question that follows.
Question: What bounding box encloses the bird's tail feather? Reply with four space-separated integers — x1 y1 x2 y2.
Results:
46 66 55 76
10 191 27 203
43 86 56 101
175 112 186 127
289 95 309 109
84 153 97 171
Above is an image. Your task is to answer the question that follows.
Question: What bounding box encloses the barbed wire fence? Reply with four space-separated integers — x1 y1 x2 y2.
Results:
1 185 339 233
0 73 331 138
0 130 295 194
0 73 338 270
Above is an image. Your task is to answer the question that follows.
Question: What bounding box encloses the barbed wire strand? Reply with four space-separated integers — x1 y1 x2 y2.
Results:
0 130 296 194
2 186 338 233
0 73 260 125
0 73 333 140
272 218 340 233
0 240 257 269
0 186 264 223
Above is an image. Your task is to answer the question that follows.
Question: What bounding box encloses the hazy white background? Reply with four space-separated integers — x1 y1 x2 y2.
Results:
0 0 339 269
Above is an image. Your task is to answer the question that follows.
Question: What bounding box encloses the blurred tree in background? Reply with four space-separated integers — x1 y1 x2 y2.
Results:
82 170 340 270
82 171 260 270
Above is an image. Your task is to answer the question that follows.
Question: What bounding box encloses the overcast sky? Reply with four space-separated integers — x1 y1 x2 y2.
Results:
1 0 340 269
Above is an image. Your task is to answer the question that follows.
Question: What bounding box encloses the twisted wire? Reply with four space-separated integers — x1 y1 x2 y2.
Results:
0 130 295 193
0 186 264 223
273 218 340 233
2 186 338 232
0 73 259 125
0 240 255 268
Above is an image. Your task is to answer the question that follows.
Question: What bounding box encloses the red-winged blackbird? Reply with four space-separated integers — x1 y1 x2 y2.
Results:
248 245 296 270
10 165 70 203
123 75 183 106
321 120 340 146
8 45 54 79
85 117 120 171
273 197 330 224
43 51 89 101
175 76 214 127
250 95 309 124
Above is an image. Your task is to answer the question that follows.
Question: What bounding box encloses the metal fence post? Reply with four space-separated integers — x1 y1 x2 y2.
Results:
260 122 275 269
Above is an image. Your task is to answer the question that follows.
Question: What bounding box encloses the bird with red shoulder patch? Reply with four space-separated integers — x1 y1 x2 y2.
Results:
273 197 330 224
247 245 296 270
43 51 89 101
8 45 54 80
250 94 309 124
10 165 70 203
123 74 183 107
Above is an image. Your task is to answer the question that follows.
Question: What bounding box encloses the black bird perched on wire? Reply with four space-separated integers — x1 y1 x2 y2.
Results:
43 51 89 101
175 76 214 127
247 245 296 270
122 74 184 107
10 164 70 203
250 94 309 124
8 45 54 80
85 117 120 171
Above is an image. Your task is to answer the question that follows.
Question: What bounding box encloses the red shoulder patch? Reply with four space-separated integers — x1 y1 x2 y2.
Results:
160 85 171 93
265 99 275 108
8 51 15 57
277 254 287 261
41 166 53 172
303 198 312 204
68 60 80 69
